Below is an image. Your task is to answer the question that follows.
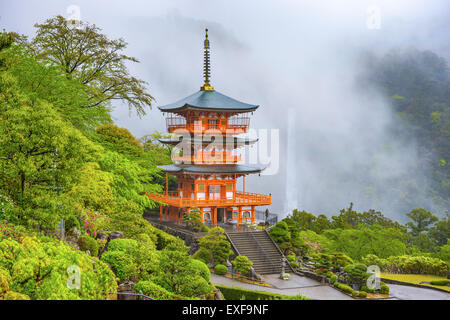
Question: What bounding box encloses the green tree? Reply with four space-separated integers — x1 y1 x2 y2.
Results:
197 227 232 266
25 15 153 116
270 221 291 243
429 213 450 246
231 256 253 275
154 244 214 298
183 208 204 232
331 203 361 229
0 73 99 228
1 236 116 300
0 44 110 132
406 208 439 236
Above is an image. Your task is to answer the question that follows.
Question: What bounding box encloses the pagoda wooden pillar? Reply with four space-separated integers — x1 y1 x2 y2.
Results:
251 205 255 224
237 206 242 230
165 172 168 196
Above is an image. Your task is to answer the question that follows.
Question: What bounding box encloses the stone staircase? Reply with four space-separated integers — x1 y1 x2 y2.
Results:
226 231 286 275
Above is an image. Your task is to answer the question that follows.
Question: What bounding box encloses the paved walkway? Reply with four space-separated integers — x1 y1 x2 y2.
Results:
211 273 354 300
388 284 450 300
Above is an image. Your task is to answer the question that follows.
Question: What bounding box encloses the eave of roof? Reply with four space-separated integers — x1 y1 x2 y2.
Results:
158 90 259 112
157 164 264 174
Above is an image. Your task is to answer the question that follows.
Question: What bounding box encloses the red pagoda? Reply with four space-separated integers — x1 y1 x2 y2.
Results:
147 29 271 226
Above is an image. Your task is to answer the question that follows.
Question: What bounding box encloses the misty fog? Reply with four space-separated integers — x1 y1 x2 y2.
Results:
1 0 449 222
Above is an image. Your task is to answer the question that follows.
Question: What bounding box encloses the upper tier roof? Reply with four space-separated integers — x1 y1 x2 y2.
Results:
158 164 264 174
158 90 259 112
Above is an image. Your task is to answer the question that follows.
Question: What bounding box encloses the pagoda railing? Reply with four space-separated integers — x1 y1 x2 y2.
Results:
148 190 271 207
165 115 250 134
172 151 241 164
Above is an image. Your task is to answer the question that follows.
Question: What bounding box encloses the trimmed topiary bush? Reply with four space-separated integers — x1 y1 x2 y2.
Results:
330 275 337 284
333 282 355 295
232 256 253 275
430 279 450 286
193 247 212 265
101 250 137 281
380 282 390 294
190 259 211 282
216 284 309 300
361 285 375 293
135 280 188 300
346 263 369 286
108 238 139 255
357 291 367 298
214 264 228 275
78 234 99 256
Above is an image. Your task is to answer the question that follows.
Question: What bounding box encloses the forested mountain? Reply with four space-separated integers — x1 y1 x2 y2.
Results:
359 48 450 214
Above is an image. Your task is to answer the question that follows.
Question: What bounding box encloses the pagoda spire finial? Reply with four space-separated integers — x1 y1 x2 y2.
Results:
200 28 214 91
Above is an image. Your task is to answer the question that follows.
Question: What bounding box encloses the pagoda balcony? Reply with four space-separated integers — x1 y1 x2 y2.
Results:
147 190 271 208
172 152 241 164
165 115 250 134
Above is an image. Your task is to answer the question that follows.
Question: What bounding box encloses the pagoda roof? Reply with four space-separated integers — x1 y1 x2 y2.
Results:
158 90 259 113
158 136 258 146
158 164 264 174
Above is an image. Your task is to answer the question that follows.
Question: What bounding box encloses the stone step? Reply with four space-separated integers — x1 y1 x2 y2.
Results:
226 231 287 275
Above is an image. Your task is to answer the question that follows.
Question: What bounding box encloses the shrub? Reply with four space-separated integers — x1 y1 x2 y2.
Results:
64 214 81 232
429 280 450 286
197 227 232 265
287 254 296 263
330 275 337 284
361 254 387 269
216 285 308 300
214 264 228 275
193 247 212 265
383 255 449 276
290 262 299 269
333 282 355 295
346 263 369 286
2 291 30 300
232 256 253 275
361 285 375 293
101 250 137 281
380 282 390 294
270 221 291 243
108 238 139 255
357 291 367 298
135 280 188 300
201 225 210 233
190 259 211 282
78 234 99 256
0 268 9 295
312 253 332 273
0 236 116 300
331 253 354 269
183 208 204 232
152 227 185 250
